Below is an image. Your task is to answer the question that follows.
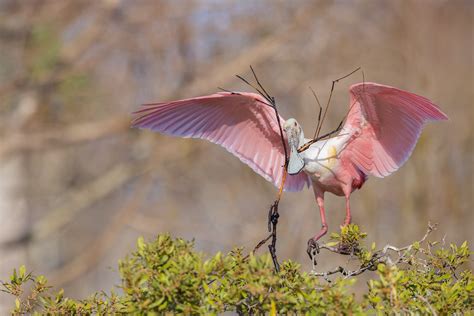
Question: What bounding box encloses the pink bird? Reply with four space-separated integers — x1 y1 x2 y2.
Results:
132 82 448 255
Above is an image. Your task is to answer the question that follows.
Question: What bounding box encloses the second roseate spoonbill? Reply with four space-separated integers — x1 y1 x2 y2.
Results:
132 82 448 255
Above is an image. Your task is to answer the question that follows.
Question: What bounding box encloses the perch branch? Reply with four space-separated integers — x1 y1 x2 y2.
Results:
311 223 438 280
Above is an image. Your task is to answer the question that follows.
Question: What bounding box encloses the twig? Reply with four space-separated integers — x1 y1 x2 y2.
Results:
237 67 288 272
309 87 323 139
315 67 361 139
298 67 361 153
312 265 371 281
297 120 344 153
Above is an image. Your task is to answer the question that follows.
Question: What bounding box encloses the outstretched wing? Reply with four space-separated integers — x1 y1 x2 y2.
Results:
132 92 310 191
340 82 448 178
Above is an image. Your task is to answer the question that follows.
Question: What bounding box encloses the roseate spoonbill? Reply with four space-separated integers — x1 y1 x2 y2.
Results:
132 82 448 255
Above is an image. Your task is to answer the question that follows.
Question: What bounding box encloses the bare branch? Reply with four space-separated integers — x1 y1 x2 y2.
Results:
310 223 438 280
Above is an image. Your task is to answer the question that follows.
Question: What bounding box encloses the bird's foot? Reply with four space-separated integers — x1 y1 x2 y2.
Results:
307 238 320 266
306 225 328 266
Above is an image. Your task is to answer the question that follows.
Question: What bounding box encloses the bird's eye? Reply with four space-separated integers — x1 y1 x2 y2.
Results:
294 122 297 127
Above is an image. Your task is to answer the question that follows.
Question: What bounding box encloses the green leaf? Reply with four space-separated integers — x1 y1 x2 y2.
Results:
412 241 420 250
137 236 146 253
19 265 26 279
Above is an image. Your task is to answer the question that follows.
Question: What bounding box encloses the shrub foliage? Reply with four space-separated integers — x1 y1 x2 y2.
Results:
1 225 472 314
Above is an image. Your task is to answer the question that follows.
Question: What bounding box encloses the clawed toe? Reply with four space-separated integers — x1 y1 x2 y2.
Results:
306 238 320 260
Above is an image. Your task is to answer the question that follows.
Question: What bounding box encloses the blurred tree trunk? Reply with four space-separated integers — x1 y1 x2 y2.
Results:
0 157 29 313
0 94 35 313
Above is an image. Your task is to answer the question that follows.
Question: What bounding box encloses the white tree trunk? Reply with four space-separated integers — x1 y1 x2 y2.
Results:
0 156 29 314
0 92 33 313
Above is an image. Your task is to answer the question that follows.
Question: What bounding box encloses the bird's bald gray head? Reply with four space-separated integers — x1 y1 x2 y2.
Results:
283 118 301 133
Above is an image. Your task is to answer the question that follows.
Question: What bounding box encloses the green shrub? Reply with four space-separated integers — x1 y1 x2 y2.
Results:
1 226 472 315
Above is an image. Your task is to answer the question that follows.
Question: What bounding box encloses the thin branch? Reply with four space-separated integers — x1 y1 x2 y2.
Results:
416 294 438 316
315 67 360 139
310 223 438 280
250 65 273 104
236 66 288 272
235 75 269 103
309 86 323 139
297 119 344 153
312 265 371 280
381 222 436 256
297 67 363 155
237 66 288 166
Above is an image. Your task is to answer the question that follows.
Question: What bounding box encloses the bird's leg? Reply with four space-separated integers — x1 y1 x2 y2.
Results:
343 195 351 226
338 194 353 253
312 196 328 240
307 190 328 264
337 194 357 254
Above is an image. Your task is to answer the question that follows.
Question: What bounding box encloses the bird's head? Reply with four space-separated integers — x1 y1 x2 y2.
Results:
283 118 305 175
283 118 304 145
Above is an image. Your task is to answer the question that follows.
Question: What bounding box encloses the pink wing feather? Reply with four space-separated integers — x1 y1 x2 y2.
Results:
341 82 448 178
132 92 310 191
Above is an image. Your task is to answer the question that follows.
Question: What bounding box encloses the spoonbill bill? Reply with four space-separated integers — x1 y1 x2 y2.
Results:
132 82 448 254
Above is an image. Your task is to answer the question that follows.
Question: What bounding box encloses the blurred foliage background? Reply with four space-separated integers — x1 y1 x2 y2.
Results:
0 0 472 312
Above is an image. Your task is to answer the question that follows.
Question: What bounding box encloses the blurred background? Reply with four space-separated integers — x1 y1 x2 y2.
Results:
0 0 472 311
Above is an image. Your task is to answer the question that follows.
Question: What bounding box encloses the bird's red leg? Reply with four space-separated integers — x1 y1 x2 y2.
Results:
313 194 328 241
343 195 351 226
307 187 328 260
